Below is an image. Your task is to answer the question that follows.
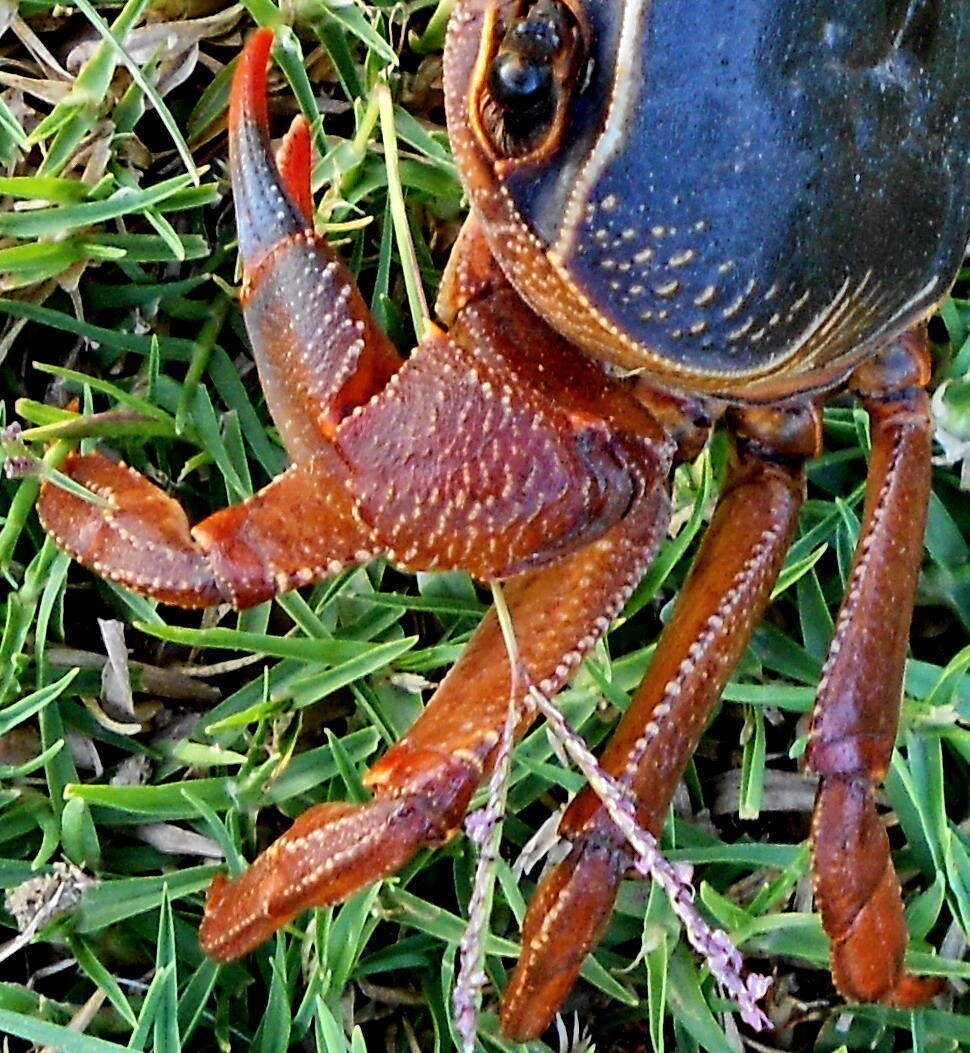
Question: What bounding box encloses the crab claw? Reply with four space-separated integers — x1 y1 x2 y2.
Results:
229 27 312 264
228 28 401 451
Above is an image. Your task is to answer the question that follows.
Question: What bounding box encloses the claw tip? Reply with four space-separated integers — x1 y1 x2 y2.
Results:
231 27 276 136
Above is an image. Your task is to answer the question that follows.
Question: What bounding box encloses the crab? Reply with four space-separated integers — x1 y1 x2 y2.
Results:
36 2 968 1041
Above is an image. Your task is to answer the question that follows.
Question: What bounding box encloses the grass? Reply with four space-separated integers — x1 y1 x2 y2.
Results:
0 3 968 1050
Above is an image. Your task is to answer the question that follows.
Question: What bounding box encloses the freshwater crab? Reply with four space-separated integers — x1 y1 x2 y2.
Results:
37 0 968 1040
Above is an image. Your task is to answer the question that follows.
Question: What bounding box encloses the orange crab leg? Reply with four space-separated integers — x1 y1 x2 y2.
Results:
808 327 942 1006
200 480 671 959
36 448 376 609
500 403 817 1039
37 450 226 608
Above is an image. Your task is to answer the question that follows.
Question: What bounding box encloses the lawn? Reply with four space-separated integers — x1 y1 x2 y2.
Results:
0 3 968 1051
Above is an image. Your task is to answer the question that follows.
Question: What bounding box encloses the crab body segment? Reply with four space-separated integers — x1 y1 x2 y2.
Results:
36 1 969 1040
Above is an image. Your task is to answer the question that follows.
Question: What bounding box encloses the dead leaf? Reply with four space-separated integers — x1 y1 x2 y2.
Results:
98 618 136 722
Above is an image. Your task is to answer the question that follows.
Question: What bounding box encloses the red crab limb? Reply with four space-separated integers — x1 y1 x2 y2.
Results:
232 25 670 581
188 452 376 608
36 449 374 609
808 328 942 1006
500 403 817 1039
335 288 671 578
200 480 671 960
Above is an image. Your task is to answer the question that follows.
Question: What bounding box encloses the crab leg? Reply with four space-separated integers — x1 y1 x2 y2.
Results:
36 28 394 608
200 480 671 959
808 327 942 1006
500 403 817 1040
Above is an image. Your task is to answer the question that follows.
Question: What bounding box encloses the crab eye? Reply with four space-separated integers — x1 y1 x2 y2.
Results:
478 0 585 160
489 51 554 113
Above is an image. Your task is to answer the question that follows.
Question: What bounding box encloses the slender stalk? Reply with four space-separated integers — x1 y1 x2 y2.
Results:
175 293 229 435
376 82 430 336
453 582 531 1051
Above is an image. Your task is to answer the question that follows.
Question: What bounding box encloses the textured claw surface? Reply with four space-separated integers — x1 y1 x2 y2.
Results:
38 451 224 607
336 288 670 578
191 453 375 608
230 29 401 454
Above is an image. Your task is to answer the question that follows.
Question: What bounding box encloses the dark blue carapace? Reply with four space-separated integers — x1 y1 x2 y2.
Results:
498 0 969 383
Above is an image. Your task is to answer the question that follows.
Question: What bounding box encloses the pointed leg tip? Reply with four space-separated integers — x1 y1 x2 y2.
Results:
500 970 576 1043
500 836 625 1041
197 794 448 961
887 972 946 1007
